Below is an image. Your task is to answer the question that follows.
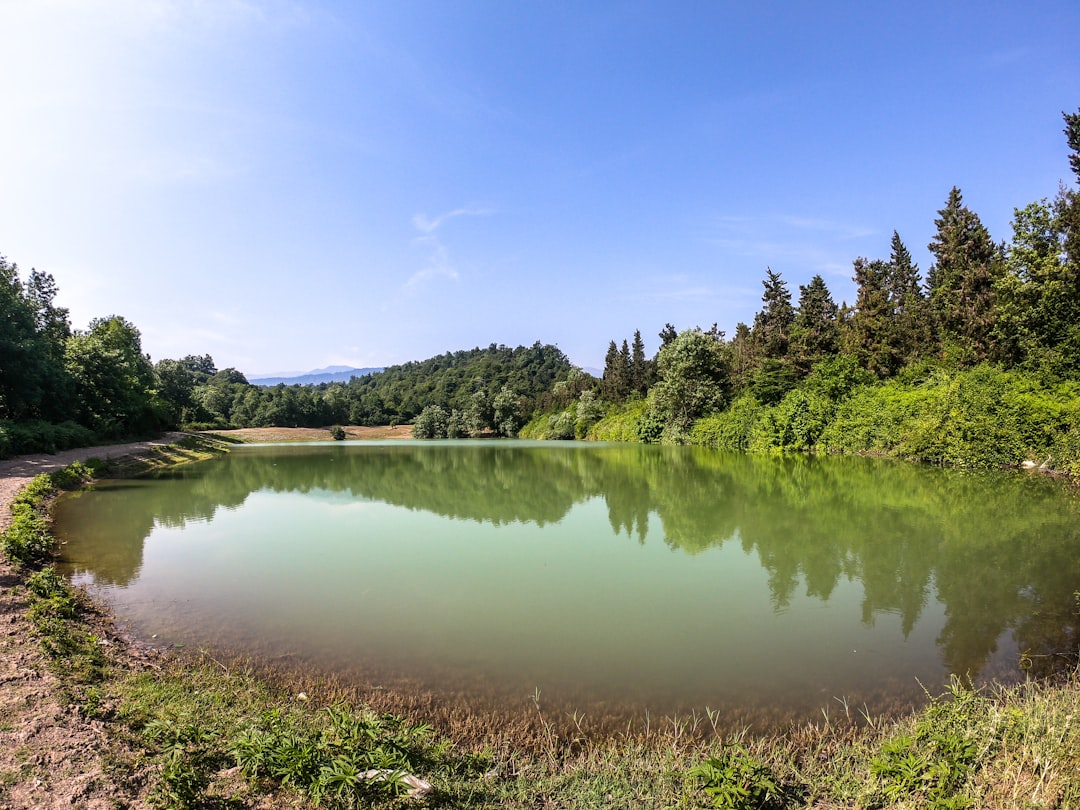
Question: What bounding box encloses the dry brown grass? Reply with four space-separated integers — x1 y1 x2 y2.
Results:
203 425 414 443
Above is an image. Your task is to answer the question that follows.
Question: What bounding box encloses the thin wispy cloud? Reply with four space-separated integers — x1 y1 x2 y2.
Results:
404 207 495 292
405 242 459 291
411 207 495 234
775 216 876 240
703 213 877 286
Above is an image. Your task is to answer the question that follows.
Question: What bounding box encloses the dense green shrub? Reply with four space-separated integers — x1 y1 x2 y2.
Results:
749 388 834 452
689 395 762 450
822 365 1078 467
0 419 98 458
588 399 649 442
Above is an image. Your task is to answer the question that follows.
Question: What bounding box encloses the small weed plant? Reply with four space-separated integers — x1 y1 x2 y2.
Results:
867 678 990 809
686 742 793 809
231 703 439 806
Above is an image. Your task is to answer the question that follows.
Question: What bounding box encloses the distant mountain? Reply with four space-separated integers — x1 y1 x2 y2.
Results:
249 366 383 387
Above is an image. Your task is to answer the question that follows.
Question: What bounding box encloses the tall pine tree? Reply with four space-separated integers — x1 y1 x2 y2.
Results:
845 257 897 376
886 232 933 364
790 274 839 375
752 267 795 360
926 187 1004 365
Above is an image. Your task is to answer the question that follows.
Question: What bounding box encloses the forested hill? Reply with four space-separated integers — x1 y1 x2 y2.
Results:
0 316 578 456
335 343 572 429
249 367 383 387
147 342 573 436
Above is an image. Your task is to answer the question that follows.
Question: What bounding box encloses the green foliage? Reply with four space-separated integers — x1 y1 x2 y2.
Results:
689 395 762 451
1 474 56 565
646 328 731 442
26 566 79 621
230 704 437 807
752 267 795 361
518 406 577 440
747 358 798 405
749 387 834 452
842 234 931 378
330 425 346 440
687 744 792 809
48 459 97 489
0 258 71 422
413 404 449 439
790 274 839 374
573 390 604 438
822 365 1080 467
995 197 1080 377
588 399 649 442
926 187 1005 365
65 315 162 437
867 680 991 809
493 385 527 437
342 341 571 427
21 555 108 685
3 461 95 566
0 418 97 459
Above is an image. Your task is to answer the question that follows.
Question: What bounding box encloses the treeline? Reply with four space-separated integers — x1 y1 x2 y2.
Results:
0 255 168 456
181 342 571 436
0 269 575 456
525 110 1080 473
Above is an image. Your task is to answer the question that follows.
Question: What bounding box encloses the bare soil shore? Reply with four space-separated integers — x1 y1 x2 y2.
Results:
205 424 413 443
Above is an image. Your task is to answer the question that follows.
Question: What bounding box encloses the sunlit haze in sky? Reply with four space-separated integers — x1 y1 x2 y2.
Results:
2 1 1078 375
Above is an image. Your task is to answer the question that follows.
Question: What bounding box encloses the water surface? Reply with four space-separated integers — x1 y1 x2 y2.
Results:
53 441 1080 727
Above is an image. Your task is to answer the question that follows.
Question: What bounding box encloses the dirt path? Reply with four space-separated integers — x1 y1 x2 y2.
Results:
0 433 188 533
0 435 195 809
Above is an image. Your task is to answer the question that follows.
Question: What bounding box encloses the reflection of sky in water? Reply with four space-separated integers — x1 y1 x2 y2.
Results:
53 442 1080 723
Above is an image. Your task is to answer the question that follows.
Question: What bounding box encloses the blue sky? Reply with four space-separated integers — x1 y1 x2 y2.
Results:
2 1 1078 375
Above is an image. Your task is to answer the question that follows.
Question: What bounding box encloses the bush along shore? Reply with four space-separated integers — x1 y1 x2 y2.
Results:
1 437 1079 808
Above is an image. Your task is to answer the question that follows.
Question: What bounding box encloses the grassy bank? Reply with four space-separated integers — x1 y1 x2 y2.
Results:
3 440 1080 807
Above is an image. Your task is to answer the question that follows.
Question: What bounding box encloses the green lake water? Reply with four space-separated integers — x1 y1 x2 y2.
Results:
52 441 1080 727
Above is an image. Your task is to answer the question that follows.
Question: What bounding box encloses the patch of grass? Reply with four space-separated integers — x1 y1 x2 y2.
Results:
101 434 230 478
110 657 483 809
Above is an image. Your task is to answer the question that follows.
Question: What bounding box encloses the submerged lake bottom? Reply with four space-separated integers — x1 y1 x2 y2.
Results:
53 441 1080 734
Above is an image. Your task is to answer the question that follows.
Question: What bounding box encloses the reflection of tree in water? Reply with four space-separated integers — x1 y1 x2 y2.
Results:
58 443 1080 679
55 465 247 586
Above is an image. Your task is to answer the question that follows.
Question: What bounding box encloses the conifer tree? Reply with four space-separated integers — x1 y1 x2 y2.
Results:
619 339 632 394
886 232 933 363
752 267 794 360
790 274 839 375
630 329 648 395
926 187 1004 364
845 257 897 376
1059 109 1080 289
728 322 755 391
601 340 625 402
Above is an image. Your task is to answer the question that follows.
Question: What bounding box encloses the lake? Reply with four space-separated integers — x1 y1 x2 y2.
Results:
52 441 1080 730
